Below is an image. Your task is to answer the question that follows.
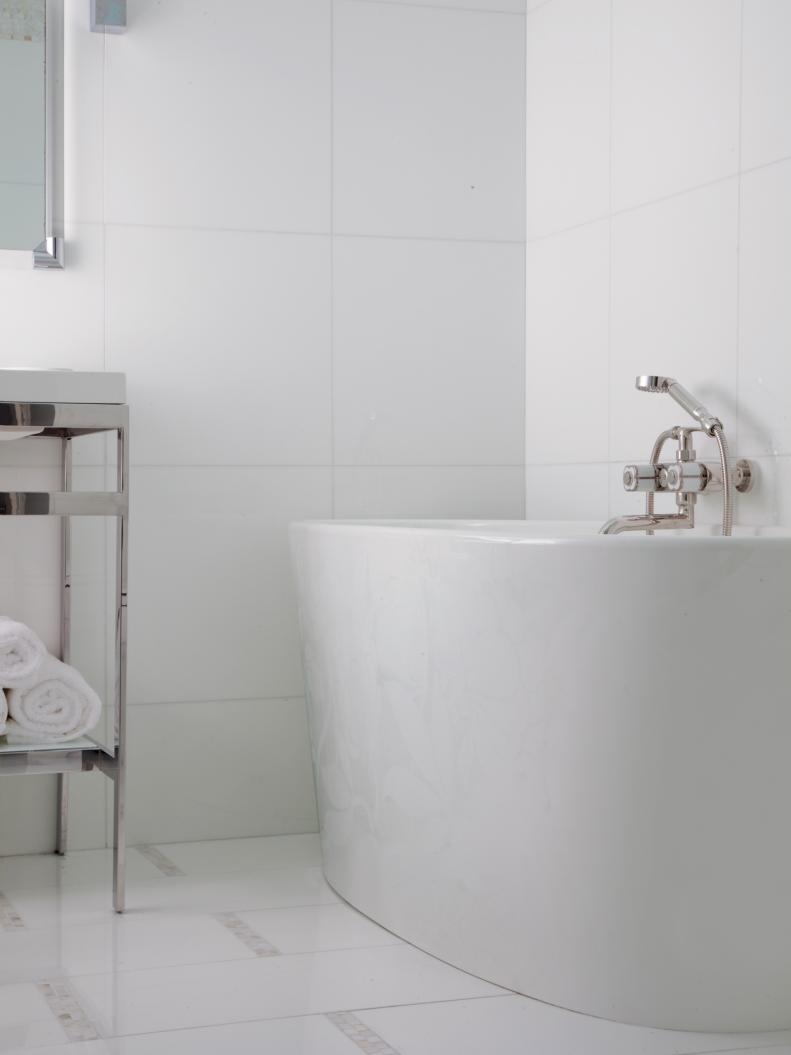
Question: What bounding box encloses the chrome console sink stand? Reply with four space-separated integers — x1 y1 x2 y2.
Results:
0 400 129 912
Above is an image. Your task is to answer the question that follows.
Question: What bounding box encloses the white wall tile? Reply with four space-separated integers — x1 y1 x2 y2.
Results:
0 223 104 370
611 0 741 211
64 0 104 225
104 0 331 233
334 466 525 518
127 467 331 705
735 456 791 527
526 0 610 237
126 699 318 844
610 180 738 461
526 220 609 464
106 226 331 466
0 775 57 855
0 0 526 855
525 463 609 520
377 0 526 9
333 237 525 466
334 1 525 240
741 0 791 171
739 160 791 458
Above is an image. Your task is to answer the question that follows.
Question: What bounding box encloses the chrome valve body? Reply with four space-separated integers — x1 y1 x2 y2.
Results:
601 380 754 536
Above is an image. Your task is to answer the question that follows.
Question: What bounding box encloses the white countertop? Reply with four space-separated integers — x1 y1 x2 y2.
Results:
0 369 126 404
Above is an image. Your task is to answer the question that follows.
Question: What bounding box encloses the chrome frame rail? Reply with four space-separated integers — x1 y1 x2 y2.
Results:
0 401 129 913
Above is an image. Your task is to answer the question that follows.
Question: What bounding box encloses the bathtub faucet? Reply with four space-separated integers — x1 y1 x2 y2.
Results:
600 378 753 536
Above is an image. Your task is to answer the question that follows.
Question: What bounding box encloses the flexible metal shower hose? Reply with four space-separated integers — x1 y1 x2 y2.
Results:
712 425 733 536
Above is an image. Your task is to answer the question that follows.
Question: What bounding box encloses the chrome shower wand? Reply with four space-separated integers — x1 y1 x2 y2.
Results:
635 375 722 435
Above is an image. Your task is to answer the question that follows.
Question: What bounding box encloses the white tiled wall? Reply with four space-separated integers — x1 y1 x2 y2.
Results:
525 0 791 525
0 0 525 853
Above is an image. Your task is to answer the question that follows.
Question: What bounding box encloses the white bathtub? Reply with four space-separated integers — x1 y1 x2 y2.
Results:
290 519 791 1032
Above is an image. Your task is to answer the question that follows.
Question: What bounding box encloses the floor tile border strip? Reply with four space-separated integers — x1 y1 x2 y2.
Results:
38 979 101 1043
214 912 281 957
0 889 25 930
327 1010 401 1054
135 844 186 877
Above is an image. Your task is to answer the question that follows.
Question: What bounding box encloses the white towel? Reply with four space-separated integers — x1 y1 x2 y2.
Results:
0 689 7 735
6 656 102 743
0 617 46 686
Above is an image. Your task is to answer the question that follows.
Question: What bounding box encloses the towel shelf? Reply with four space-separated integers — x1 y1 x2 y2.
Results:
0 399 129 913
0 491 127 516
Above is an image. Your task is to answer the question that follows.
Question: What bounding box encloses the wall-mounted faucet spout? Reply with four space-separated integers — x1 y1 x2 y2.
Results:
601 376 753 536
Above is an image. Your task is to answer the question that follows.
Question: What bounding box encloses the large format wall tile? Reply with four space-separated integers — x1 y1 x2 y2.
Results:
334 0 525 241
610 180 738 462
126 699 318 844
127 467 331 705
611 0 741 211
739 160 791 458
526 0 610 237
526 220 609 464
741 0 791 171
374 0 526 9
63 0 104 225
0 0 526 856
333 237 524 466
0 223 104 369
334 466 525 519
106 225 331 466
104 0 331 233
524 463 609 521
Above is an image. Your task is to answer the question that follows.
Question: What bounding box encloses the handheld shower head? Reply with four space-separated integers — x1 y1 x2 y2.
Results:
636 375 674 394
634 375 722 435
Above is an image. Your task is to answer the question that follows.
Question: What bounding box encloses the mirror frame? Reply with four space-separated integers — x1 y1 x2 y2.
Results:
32 0 64 269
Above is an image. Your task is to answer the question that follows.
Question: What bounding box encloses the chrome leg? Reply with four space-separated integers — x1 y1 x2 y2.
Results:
112 764 125 912
113 421 129 913
55 774 68 855
56 436 72 856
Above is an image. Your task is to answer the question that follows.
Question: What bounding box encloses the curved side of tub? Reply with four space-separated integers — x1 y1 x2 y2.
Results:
290 520 791 1032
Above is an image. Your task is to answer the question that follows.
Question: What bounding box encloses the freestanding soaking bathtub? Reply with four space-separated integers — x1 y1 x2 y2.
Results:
290 519 791 1033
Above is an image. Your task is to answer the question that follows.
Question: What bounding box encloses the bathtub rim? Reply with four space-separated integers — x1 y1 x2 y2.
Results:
290 518 791 546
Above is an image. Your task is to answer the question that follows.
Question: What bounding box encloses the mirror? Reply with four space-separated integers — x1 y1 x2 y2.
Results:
0 0 63 267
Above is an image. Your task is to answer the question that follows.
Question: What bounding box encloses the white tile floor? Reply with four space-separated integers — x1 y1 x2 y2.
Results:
1 835 790 1054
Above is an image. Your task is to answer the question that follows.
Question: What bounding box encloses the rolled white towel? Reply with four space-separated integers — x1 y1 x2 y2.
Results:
0 689 7 735
0 617 46 686
6 656 101 743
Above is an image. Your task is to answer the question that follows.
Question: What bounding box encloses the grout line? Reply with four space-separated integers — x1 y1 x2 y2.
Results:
101 27 108 373
740 151 791 179
38 979 101 1043
530 174 739 243
606 0 614 515
734 0 745 454
214 912 281 957
529 149 791 248
327 1010 401 1054
330 0 336 519
134 845 186 877
126 695 307 708
343 0 525 16
57 995 515 1047
127 459 529 468
101 219 524 248
521 0 528 517
0 890 25 930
